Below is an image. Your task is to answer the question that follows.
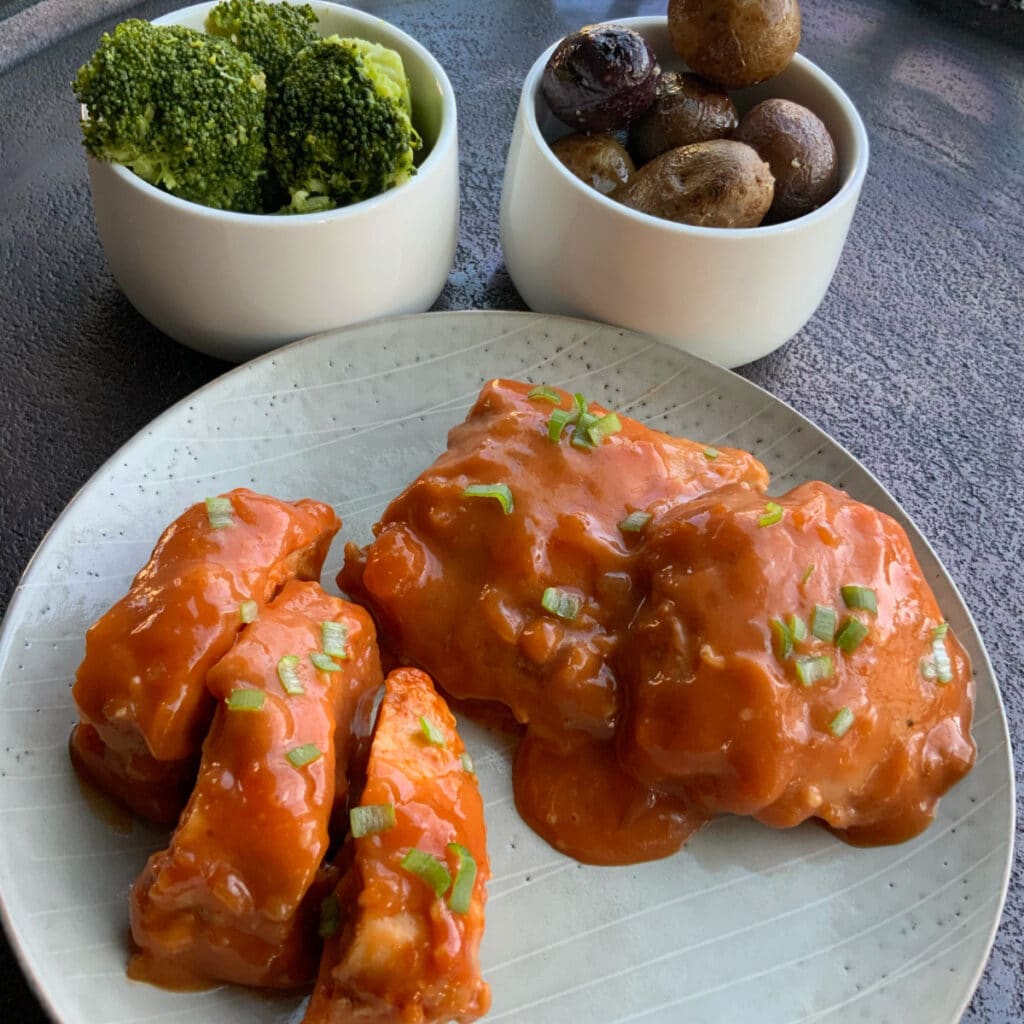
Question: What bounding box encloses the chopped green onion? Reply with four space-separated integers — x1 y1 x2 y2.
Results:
226 689 265 712
527 385 562 404
286 743 322 768
920 657 938 680
787 614 807 642
447 843 477 914
541 586 581 621
795 654 834 687
277 654 304 695
310 651 342 672
350 803 397 838
801 563 815 584
460 751 475 774
547 407 575 442
570 396 601 449
835 617 869 654
318 894 340 938
239 599 258 624
618 511 652 533
758 501 784 528
770 618 793 661
400 848 451 898
811 604 837 642
932 622 949 639
829 706 855 738
321 621 348 660
703 447 720 460
932 628 953 684
841 585 877 614
418 716 446 747
462 483 514 515
585 412 622 446
204 495 234 529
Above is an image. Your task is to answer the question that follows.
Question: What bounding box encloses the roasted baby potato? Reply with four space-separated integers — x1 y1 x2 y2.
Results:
550 132 635 193
612 139 774 228
667 0 801 89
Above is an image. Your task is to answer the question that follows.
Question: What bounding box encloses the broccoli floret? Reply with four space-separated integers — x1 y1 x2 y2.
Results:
204 0 319 96
73 19 267 212
268 35 422 213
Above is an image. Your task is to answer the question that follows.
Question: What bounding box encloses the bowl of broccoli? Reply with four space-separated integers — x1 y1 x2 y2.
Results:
75 0 458 362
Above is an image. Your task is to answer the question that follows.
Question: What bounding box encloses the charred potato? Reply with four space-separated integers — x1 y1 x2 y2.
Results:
667 0 801 89
541 24 660 133
628 71 738 166
735 98 839 221
612 139 774 228
550 133 635 194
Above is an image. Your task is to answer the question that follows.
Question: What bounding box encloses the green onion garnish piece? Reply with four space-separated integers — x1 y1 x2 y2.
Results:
811 604 837 642
226 689 265 712
418 716 446 747
703 447 719 460
770 618 793 661
350 803 397 838
460 751 475 774
787 614 807 641
758 501 784 528
527 385 561 404
318 894 340 938
447 843 477 914
795 654 834 687
321 621 348 660
920 657 938 680
277 654 304 695
462 483 514 515
829 706 855 738
205 496 234 529
570 394 601 449
835 617 869 654
310 651 342 673
618 511 652 533
586 412 622 446
841 585 877 614
239 599 258 624
547 407 575 442
400 848 452 898
541 586 581 621
286 743 322 768
932 628 953 684
801 563 815 584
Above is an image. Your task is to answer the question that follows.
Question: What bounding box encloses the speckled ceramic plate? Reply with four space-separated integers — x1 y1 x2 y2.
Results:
0 312 1013 1024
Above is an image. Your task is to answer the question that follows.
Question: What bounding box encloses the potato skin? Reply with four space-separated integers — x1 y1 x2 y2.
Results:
550 133 635 194
612 139 774 228
667 0 801 89
734 98 839 222
628 71 738 166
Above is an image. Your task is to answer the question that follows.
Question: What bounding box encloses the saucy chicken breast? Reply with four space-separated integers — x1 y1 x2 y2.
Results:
70 488 339 821
129 580 382 990
340 379 768 745
305 667 489 1024
618 481 976 845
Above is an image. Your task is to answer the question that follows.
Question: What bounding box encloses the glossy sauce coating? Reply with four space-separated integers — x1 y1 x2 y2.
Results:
129 580 382 990
340 378 768 745
304 667 489 1024
619 481 976 844
70 488 339 821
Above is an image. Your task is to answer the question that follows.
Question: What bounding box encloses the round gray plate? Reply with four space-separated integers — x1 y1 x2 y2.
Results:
0 312 1013 1024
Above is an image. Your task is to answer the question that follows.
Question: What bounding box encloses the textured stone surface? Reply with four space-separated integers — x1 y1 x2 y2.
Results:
0 0 1020 1020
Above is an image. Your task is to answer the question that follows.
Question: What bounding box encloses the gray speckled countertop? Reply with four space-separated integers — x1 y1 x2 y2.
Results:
0 0 1021 1020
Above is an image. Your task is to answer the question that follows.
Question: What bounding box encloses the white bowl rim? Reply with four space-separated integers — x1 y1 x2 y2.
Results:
89 0 458 225
521 15 870 240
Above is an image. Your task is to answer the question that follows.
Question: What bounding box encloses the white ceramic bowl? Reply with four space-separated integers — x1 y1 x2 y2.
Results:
84 1 459 362
500 17 869 368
